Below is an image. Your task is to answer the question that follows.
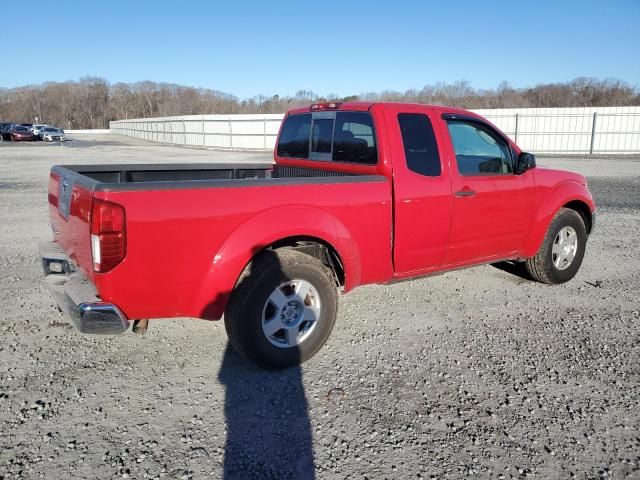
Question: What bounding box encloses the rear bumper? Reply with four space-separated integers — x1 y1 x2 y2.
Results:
39 241 129 334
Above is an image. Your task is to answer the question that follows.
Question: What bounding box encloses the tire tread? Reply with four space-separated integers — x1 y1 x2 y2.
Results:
224 249 337 369
525 207 586 284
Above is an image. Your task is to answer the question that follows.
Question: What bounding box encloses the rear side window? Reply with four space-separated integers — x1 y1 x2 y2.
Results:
398 113 441 176
277 111 377 164
277 114 311 158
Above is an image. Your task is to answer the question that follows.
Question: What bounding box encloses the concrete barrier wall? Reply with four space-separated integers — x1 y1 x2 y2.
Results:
66 129 111 134
476 106 640 154
110 106 640 154
110 114 283 151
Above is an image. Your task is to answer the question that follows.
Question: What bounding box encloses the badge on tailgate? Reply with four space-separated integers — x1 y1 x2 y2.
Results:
58 174 74 219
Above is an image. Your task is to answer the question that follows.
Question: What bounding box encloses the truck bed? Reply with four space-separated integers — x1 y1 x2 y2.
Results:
53 163 365 193
47 162 392 321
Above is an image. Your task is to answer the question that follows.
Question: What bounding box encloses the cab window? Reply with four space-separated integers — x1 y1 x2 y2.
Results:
398 113 441 176
311 118 333 154
446 120 512 175
276 111 377 164
277 114 311 158
333 112 377 164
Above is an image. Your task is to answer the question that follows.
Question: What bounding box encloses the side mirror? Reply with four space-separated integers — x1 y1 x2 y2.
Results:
516 152 536 174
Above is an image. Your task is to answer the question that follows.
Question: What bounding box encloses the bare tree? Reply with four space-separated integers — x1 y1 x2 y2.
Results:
0 77 637 128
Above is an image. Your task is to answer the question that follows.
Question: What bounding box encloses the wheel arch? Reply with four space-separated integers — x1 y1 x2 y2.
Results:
522 180 595 258
269 236 345 287
195 206 360 320
563 199 593 235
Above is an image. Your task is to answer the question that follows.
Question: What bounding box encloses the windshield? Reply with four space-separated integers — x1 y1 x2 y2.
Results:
14 126 29 132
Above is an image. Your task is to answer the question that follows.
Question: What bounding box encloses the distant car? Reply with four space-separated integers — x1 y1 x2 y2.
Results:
10 125 37 141
40 127 65 142
31 124 49 138
0 123 13 141
20 123 34 129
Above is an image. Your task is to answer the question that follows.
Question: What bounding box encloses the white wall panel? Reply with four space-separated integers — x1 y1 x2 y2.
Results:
110 107 640 154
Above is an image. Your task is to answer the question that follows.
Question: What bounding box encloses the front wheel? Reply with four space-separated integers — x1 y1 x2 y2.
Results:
224 249 338 370
525 208 587 284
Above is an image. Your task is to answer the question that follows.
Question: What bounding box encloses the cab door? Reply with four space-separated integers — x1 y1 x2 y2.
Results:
386 105 453 276
441 114 535 265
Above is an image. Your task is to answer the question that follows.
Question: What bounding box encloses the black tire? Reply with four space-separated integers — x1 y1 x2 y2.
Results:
224 249 338 370
525 208 587 284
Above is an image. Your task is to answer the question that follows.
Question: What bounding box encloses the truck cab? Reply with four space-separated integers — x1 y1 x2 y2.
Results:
276 102 593 276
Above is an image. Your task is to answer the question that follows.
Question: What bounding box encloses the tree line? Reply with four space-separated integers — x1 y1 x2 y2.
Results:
0 76 637 129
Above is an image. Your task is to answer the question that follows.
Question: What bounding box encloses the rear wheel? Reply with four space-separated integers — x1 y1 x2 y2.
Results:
525 208 587 284
224 249 338 370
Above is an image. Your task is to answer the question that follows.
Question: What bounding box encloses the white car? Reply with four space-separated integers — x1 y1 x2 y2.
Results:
40 127 65 142
31 124 49 138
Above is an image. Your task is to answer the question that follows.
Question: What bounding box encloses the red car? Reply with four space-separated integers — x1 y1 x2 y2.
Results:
40 102 595 369
10 125 37 141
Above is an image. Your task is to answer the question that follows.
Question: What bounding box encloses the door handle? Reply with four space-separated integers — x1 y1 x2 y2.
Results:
455 189 476 197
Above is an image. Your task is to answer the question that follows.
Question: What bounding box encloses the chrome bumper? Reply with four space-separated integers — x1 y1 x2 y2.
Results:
39 241 129 334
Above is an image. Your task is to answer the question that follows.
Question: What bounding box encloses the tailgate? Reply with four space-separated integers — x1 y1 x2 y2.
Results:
48 167 95 280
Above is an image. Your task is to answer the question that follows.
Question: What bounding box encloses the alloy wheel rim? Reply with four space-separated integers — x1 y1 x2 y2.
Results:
552 226 578 271
261 280 321 348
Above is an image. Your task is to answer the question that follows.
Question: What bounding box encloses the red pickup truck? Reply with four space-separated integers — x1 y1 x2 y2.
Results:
41 102 595 369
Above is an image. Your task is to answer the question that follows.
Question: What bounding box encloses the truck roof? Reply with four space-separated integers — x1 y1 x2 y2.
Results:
286 101 477 117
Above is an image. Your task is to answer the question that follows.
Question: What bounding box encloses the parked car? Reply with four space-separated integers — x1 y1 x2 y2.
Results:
40 102 596 369
0 123 13 141
19 123 33 129
40 127 65 142
10 125 37 141
31 124 49 138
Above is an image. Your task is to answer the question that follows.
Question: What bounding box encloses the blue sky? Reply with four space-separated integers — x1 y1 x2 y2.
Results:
1 0 638 98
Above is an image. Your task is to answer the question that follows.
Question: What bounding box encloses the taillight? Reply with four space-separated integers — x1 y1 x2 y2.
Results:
90 199 126 272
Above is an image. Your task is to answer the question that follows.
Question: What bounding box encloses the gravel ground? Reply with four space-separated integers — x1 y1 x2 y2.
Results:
0 135 639 480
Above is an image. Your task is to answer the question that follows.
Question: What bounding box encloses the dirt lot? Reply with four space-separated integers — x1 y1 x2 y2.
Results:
0 135 639 480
